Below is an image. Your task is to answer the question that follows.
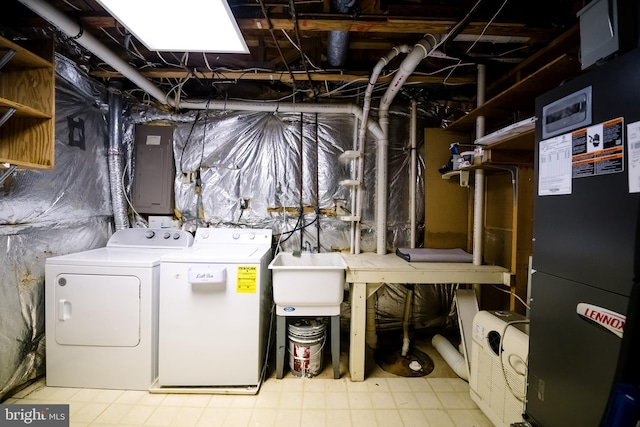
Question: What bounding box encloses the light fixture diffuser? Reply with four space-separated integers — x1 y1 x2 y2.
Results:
97 0 249 53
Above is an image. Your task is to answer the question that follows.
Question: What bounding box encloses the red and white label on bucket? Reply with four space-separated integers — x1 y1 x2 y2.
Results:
290 339 323 377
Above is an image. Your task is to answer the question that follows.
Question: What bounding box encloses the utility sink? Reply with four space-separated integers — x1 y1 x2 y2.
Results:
268 252 348 316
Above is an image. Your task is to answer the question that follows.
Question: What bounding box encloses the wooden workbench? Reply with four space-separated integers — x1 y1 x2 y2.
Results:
342 253 511 381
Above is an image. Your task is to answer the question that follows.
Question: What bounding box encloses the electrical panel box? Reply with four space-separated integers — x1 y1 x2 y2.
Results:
132 124 175 215
577 0 639 70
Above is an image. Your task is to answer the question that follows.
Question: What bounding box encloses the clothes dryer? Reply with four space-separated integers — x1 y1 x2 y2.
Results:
45 228 193 390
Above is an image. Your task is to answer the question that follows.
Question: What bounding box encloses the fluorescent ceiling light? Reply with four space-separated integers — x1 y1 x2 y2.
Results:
97 0 249 53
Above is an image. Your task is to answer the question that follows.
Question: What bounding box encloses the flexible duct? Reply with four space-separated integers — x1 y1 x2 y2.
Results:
432 334 469 381
327 0 356 67
107 81 129 230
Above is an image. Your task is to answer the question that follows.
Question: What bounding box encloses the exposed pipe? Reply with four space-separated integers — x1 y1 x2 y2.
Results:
432 334 469 380
400 100 418 357
107 80 129 230
373 0 485 255
472 64 486 304
327 0 356 67
409 99 417 247
377 38 434 254
473 64 486 266
349 116 359 254
354 44 411 254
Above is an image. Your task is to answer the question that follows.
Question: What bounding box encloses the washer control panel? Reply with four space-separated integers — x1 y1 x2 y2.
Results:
194 227 272 245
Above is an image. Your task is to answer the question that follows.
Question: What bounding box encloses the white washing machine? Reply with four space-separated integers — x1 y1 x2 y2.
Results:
155 227 273 394
45 228 193 390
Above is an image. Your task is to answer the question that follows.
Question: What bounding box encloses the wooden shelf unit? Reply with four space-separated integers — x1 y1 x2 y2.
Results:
0 35 55 169
434 26 582 312
446 24 581 135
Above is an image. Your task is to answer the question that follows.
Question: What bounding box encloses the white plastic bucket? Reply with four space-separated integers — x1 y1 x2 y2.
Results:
288 318 326 378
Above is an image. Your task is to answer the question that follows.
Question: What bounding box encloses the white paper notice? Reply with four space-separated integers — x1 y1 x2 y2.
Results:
627 120 640 193
146 135 162 146
538 133 572 196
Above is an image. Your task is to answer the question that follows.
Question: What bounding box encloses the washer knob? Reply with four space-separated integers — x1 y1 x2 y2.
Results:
232 233 240 240
173 233 181 240
201 232 209 240
163 232 171 239
145 230 155 239
248 233 255 240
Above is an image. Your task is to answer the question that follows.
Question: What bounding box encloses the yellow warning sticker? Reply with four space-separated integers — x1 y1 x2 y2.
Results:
237 266 257 293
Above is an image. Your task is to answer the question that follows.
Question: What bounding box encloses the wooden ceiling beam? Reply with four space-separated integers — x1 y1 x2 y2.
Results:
91 68 476 85
77 15 551 40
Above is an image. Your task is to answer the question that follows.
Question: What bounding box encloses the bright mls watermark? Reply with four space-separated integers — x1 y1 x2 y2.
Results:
0 404 69 426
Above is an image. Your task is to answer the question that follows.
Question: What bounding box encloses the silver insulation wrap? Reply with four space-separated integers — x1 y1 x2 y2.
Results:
0 52 466 400
0 56 112 401
107 81 129 231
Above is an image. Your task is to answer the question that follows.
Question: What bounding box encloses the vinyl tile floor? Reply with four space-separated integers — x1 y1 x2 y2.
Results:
3 338 494 427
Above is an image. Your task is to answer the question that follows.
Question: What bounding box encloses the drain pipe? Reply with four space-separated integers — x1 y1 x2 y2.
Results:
473 64 486 299
107 81 130 230
377 38 434 254
353 44 411 254
409 99 417 247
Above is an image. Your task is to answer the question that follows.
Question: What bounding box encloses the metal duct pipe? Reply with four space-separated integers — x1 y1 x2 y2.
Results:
107 80 130 230
327 0 356 67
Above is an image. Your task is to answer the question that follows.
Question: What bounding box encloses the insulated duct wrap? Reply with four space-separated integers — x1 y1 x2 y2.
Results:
327 0 356 67
108 81 129 230
0 57 113 401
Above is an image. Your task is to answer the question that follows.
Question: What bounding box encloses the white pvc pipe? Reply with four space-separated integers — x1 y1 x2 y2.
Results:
354 44 411 254
473 64 486 266
350 117 359 254
409 99 417 248
376 39 434 254
432 334 469 381
400 287 413 356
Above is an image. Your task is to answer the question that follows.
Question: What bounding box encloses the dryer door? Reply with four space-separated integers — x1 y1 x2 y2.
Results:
54 274 141 346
